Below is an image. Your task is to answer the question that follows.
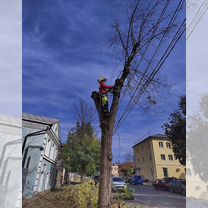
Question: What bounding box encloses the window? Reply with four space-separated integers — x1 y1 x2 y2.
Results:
159 142 163 148
138 158 140 163
161 154 166 160
166 142 171 148
143 157 145 163
176 168 180 173
149 155 152 161
113 177 124 182
141 145 144 151
163 168 168 177
168 155 173 160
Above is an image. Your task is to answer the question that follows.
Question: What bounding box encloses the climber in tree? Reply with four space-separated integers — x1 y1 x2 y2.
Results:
98 77 114 117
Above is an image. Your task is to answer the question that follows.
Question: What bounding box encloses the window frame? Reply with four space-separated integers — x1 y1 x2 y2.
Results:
161 154 166 160
166 142 171 148
168 154 173 161
159 142 164 148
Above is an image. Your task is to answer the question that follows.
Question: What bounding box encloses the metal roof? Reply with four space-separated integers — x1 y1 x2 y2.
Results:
132 134 168 148
22 113 59 125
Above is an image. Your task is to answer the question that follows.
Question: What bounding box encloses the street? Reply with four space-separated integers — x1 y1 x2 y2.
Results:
126 185 186 208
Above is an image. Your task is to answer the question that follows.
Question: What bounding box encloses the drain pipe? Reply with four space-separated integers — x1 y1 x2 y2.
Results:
22 121 53 154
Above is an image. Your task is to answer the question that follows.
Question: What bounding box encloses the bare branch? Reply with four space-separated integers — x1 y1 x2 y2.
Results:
126 0 141 49
114 20 129 59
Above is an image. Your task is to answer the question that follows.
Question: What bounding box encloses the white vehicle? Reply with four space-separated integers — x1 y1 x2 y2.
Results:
112 177 127 191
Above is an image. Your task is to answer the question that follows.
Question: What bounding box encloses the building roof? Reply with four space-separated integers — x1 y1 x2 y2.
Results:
23 113 61 144
22 113 59 125
132 134 169 148
0 116 21 127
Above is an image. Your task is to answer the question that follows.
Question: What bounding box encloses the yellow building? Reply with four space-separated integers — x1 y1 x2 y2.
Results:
133 134 185 181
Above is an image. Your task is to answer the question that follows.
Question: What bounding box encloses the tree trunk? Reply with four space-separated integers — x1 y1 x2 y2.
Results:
91 79 124 208
97 121 113 208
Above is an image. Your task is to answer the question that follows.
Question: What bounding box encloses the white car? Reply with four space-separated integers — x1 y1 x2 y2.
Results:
112 177 127 191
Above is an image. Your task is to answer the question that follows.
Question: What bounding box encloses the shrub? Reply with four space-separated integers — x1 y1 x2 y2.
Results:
115 187 134 201
55 180 98 208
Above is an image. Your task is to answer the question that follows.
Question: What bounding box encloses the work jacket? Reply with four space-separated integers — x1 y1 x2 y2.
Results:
99 83 113 94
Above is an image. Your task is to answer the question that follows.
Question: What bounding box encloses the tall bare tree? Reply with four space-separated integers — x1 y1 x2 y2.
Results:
91 0 185 207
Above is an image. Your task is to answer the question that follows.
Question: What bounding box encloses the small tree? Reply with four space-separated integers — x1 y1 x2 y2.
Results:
163 96 186 165
61 101 100 182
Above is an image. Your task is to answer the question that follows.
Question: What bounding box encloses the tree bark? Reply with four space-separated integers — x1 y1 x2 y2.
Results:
91 77 127 208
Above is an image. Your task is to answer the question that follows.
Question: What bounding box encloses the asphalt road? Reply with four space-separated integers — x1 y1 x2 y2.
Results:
126 185 186 208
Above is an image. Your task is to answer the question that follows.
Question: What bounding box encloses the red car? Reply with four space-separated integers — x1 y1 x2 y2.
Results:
153 178 173 191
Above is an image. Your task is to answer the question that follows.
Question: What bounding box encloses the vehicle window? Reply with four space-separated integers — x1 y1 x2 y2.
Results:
113 177 123 182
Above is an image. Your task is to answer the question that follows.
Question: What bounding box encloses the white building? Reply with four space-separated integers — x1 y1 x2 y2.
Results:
0 116 21 208
22 113 61 198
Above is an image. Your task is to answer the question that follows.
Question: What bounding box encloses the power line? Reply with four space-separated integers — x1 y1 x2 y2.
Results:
119 0 185 117
115 17 185 132
114 0 185 132
117 19 185 130
187 0 208 40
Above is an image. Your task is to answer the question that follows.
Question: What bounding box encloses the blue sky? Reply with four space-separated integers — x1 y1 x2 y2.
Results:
23 0 185 162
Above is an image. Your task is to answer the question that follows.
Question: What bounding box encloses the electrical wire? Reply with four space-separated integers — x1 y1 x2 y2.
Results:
114 0 185 134
187 0 208 40
114 17 185 133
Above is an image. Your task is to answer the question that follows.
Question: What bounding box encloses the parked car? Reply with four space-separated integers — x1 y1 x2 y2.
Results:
169 180 186 195
153 179 172 191
130 175 144 185
153 177 177 191
112 177 127 191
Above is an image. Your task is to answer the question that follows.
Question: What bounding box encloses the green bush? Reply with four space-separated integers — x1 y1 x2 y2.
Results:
115 187 134 201
55 180 98 208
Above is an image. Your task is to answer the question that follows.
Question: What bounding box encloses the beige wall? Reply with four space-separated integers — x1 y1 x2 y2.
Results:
134 137 185 181
134 140 156 181
152 139 185 180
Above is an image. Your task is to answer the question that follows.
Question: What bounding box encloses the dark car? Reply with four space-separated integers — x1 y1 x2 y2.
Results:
169 180 186 195
153 179 172 191
130 175 144 185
